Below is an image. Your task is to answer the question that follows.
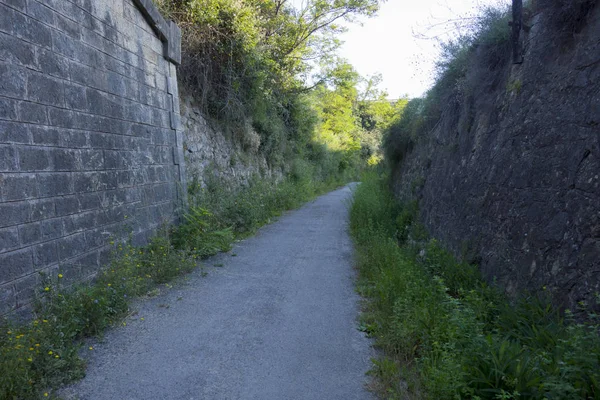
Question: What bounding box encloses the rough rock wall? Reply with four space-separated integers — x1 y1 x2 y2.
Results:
180 96 280 190
0 0 184 315
393 6 600 310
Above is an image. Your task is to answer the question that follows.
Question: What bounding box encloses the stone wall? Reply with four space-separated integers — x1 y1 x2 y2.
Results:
392 6 600 311
181 96 280 190
0 0 184 315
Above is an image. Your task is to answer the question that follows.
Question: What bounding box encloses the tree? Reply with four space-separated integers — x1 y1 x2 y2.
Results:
155 0 386 171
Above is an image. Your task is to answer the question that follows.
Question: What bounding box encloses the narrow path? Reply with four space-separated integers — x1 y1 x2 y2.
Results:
61 185 374 400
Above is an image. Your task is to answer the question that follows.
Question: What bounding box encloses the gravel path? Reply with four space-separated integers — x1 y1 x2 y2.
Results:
61 184 374 400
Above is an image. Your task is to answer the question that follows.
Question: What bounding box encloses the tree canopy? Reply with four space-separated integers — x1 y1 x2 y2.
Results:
156 0 394 173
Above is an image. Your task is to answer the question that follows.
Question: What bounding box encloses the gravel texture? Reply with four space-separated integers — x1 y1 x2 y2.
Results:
61 184 374 400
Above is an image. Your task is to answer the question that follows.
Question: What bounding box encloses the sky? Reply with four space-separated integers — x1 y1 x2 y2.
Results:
293 0 510 99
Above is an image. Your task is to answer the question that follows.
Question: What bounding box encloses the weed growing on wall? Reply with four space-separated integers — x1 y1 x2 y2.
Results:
350 171 600 399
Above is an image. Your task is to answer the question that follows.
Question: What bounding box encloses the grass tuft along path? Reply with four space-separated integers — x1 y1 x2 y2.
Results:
60 185 374 400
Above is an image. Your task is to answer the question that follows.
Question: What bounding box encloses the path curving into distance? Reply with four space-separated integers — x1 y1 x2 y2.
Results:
61 184 375 400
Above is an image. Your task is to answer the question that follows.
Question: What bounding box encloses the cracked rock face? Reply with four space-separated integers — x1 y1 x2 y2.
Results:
180 97 281 190
392 7 600 311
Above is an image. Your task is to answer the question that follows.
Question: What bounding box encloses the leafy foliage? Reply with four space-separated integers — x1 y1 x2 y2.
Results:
172 207 234 258
156 0 394 185
0 168 351 399
350 171 600 400
0 232 197 399
155 0 384 171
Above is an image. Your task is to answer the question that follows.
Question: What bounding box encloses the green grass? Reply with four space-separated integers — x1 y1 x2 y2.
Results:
187 165 351 236
0 233 198 400
350 171 600 400
0 169 350 400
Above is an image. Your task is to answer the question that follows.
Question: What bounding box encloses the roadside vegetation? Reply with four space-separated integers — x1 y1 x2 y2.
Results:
372 1 600 397
0 172 349 400
1 0 400 397
11 0 598 398
350 171 600 399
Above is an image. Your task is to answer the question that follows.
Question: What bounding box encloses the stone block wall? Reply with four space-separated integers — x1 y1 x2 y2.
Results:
0 0 185 315
180 96 280 190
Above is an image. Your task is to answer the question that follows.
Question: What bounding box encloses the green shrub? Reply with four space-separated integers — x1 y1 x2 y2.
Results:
0 234 198 399
190 166 349 236
395 200 418 242
133 236 198 284
420 240 480 297
290 158 315 184
155 0 383 172
383 98 423 165
350 171 600 399
172 207 234 258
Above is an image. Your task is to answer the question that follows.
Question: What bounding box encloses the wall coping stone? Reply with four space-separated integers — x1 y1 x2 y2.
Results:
131 0 181 65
